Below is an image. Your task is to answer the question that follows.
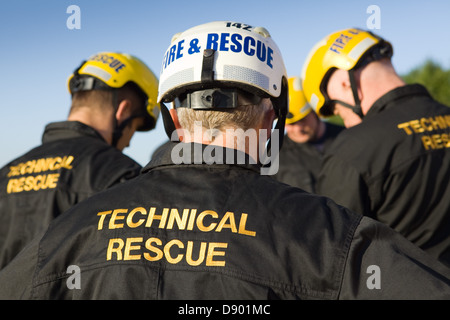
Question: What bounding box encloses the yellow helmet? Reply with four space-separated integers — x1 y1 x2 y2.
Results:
301 28 392 117
68 52 160 131
286 76 312 125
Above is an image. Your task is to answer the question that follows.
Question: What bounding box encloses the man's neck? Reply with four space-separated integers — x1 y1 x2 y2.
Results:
182 126 263 163
67 108 114 145
360 61 406 114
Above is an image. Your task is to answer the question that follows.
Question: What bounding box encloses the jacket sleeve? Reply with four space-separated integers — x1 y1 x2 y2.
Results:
339 216 450 299
0 232 41 299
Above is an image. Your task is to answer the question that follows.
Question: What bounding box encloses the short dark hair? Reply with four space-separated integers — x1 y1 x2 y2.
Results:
69 81 146 118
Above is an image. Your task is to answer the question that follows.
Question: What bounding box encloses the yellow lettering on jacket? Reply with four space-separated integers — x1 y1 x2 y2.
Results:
397 115 450 150
99 206 257 268
5 155 74 193
97 206 256 237
107 236 228 267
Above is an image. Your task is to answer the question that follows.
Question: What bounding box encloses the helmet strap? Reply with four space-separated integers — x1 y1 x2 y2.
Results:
329 99 363 118
110 90 152 147
262 82 287 171
201 49 215 83
328 69 364 119
261 111 285 170
348 69 363 118
269 76 288 152
111 89 123 148
112 114 146 148
160 101 179 141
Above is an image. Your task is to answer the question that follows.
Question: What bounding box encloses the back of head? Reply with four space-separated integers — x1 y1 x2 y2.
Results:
69 88 114 115
301 28 393 118
68 52 160 131
157 21 288 139
176 93 273 133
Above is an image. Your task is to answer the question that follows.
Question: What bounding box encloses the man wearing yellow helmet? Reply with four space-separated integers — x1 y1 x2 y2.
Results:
274 76 344 192
1 22 450 300
0 52 159 269
302 28 450 267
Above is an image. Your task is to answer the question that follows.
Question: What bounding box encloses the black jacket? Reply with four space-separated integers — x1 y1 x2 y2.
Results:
317 84 450 267
274 122 344 192
0 142 449 299
0 121 142 269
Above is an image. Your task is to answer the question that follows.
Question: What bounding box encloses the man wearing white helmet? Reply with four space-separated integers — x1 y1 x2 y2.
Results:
302 28 450 267
0 22 449 300
274 76 344 192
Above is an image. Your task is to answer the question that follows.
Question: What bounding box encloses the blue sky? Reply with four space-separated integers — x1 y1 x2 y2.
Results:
1 0 450 167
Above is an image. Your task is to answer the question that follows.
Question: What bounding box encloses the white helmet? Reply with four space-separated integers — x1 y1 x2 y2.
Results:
157 21 288 118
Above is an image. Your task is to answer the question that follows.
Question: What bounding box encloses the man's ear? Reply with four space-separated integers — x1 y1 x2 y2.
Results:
327 69 353 100
339 70 352 92
115 99 133 124
260 107 276 140
169 108 185 142
169 108 182 129
342 69 364 102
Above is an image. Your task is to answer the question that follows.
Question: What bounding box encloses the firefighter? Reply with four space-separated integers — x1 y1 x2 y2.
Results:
0 52 159 269
0 22 449 300
274 76 344 192
302 28 450 267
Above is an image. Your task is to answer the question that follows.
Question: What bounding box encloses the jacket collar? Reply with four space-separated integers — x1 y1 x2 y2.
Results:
143 141 262 174
42 121 106 144
365 84 431 118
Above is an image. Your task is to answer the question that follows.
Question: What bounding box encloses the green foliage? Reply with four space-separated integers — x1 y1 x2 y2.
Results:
325 115 344 127
402 59 450 107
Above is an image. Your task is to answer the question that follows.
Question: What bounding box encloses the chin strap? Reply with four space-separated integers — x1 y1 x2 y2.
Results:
261 111 285 170
160 101 179 141
111 115 140 148
111 101 150 148
329 69 364 119
110 89 122 148
329 99 364 118
347 69 364 119
111 89 140 149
